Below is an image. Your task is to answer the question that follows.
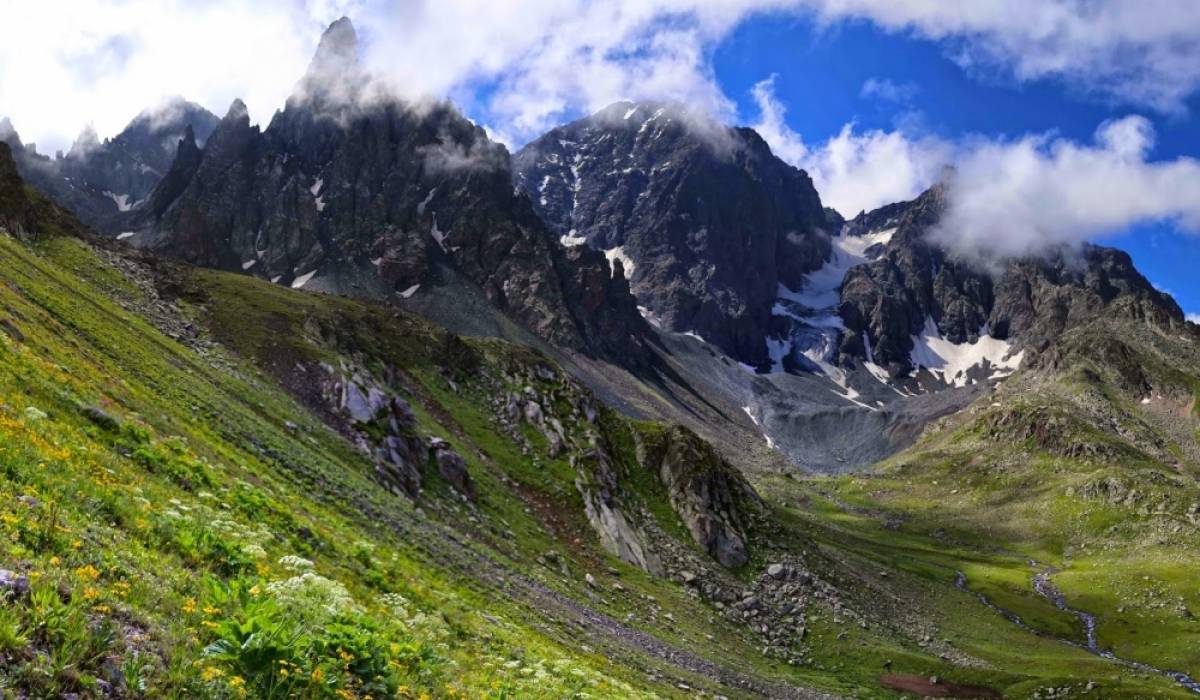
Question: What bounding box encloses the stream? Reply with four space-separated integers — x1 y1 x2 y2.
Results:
955 563 1200 695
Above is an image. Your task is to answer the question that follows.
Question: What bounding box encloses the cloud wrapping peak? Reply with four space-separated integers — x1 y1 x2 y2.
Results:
932 116 1200 261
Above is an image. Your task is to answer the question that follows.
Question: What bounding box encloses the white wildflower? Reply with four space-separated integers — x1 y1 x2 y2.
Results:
278 555 314 572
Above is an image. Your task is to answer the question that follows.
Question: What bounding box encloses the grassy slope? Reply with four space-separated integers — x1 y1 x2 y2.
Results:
0 233 666 699
2 227 1196 699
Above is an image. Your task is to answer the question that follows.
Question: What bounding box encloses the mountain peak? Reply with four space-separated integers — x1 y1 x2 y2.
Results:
223 98 249 122
307 17 359 78
0 117 19 149
67 124 101 160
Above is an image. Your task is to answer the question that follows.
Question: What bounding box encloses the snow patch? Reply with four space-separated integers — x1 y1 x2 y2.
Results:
291 269 317 289
116 231 135 241
637 306 663 328
766 228 897 388
909 318 1024 388
623 106 638 120
241 260 256 270
417 188 437 216
560 231 587 247
105 191 132 212
398 284 420 298
430 214 449 251
314 196 326 212
309 177 324 196
270 275 282 284
604 246 635 277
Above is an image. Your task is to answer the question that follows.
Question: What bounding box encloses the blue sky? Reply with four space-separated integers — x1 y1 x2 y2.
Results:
706 13 1200 317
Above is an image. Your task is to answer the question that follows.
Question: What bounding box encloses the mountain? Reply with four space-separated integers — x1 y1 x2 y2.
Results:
5 14 1200 698
760 184 1184 387
514 101 830 367
126 19 650 367
0 99 218 229
832 185 1184 379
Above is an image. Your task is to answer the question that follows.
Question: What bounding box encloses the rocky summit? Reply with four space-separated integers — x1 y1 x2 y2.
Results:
515 101 830 367
2 11 1200 700
121 19 650 367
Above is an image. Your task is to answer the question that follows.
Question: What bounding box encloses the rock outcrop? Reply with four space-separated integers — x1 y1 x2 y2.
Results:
128 19 651 367
514 101 830 366
0 143 89 240
574 447 666 575
635 425 760 568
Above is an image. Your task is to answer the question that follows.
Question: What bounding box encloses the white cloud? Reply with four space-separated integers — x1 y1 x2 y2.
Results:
753 76 1200 260
802 0 1200 114
751 75 951 217
932 115 1200 261
860 77 917 102
1187 313 1200 324
0 0 353 153
6 1 1200 154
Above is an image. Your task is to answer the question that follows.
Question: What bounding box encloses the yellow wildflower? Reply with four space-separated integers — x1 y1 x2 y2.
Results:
202 605 220 615
182 598 197 614
48 556 60 566
201 666 225 681
311 667 325 683
82 586 100 601
74 564 100 580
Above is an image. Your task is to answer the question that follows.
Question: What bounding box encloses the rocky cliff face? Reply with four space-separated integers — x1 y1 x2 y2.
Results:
0 143 90 241
834 186 1185 379
0 100 218 230
513 102 830 366
130 19 650 366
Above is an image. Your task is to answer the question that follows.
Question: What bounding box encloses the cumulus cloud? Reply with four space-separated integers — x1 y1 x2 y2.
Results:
932 116 1200 261
5 1 1200 154
753 76 1200 263
1187 313 1200 324
751 75 951 216
0 1 352 153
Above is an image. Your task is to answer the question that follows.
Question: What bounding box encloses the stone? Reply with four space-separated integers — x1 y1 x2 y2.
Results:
81 405 120 431
767 563 787 580
0 569 29 599
431 443 475 501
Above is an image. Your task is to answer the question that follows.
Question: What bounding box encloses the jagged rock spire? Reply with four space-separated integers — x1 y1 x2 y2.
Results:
307 17 358 78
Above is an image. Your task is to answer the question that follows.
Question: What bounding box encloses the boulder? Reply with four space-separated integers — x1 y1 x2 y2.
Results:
430 441 475 501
